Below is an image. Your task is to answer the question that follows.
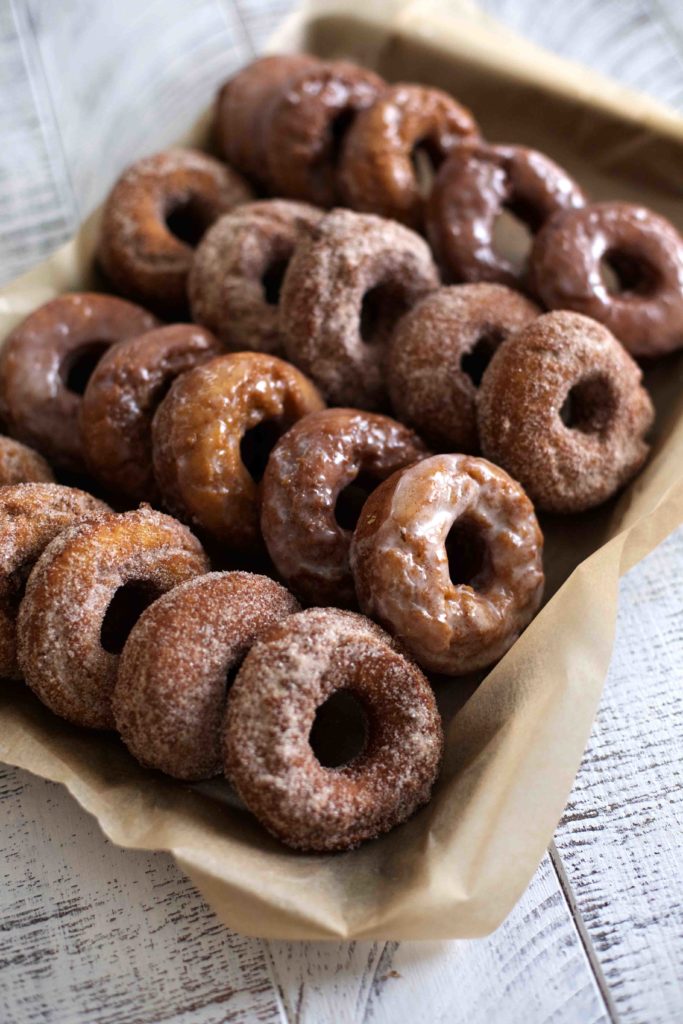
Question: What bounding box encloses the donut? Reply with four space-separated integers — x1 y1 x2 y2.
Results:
152 352 324 549
261 408 428 606
528 201 683 357
17 506 209 729
339 83 479 230
0 484 110 680
262 61 385 206
350 454 544 675
388 284 540 452
280 209 439 408
188 200 322 355
213 54 320 183
98 149 253 317
224 607 443 851
477 311 654 512
0 293 159 472
0 436 54 486
113 571 299 780
427 141 586 286
80 324 221 504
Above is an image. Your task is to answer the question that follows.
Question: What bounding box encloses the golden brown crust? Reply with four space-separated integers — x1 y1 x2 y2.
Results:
0 436 55 486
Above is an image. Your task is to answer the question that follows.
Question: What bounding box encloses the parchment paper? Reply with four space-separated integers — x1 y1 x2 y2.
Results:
0 0 682 940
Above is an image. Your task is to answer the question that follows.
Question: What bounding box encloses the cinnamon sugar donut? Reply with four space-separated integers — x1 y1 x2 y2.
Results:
188 200 322 355
262 61 384 206
0 436 54 486
477 311 654 512
224 607 443 851
214 54 320 182
529 202 683 357
350 454 544 675
98 149 253 317
339 84 478 230
388 284 540 451
280 209 439 408
0 484 110 680
152 352 324 549
17 506 209 728
427 141 586 286
0 293 158 472
80 324 221 504
261 408 428 606
114 571 299 780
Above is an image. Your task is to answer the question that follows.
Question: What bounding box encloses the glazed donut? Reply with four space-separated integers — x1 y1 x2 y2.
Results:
0 483 110 680
427 141 586 286
350 454 544 675
0 436 54 486
188 200 322 355
98 149 253 317
262 61 384 206
280 209 439 408
0 293 158 472
114 571 299 780
388 284 540 452
17 506 209 729
152 352 324 549
477 311 654 512
339 83 478 229
529 201 683 357
261 408 428 606
80 324 221 504
224 607 443 851
213 54 320 182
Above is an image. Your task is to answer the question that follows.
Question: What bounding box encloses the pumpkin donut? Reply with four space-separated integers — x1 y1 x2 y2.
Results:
0 436 54 486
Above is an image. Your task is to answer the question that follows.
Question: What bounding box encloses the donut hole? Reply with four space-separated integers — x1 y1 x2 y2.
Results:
327 107 356 167
460 330 503 387
360 283 409 346
492 202 534 273
165 195 211 248
334 471 377 531
560 375 616 435
410 138 443 198
100 580 164 655
261 257 289 306
240 418 284 483
599 249 659 297
309 689 369 768
60 341 110 395
445 517 490 589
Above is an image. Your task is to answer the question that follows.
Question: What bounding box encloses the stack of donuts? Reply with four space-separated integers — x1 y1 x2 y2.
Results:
0 52 680 853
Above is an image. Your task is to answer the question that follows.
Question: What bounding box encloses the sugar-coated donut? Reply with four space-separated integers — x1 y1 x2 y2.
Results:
388 284 540 451
0 484 110 680
427 141 586 286
280 208 439 408
0 436 54 486
152 352 325 549
0 293 159 472
188 200 322 355
98 149 253 316
339 83 479 229
477 311 654 512
114 572 299 780
224 607 443 851
350 454 544 675
261 408 428 606
529 201 683 357
80 324 221 504
17 506 209 728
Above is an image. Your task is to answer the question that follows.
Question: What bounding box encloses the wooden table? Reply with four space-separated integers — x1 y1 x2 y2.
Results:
1 2 682 1021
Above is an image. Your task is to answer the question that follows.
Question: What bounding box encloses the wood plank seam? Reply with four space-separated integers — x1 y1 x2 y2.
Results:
262 939 296 1024
222 0 258 57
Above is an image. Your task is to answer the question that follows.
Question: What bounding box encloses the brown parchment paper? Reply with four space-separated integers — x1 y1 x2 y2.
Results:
1 0 683 941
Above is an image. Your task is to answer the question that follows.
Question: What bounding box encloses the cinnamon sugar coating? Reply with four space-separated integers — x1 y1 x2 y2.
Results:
80 324 221 504
388 284 540 452
280 209 439 409
152 352 324 550
0 293 158 472
114 571 299 780
188 200 323 355
0 484 110 680
350 454 544 675
17 506 209 729
261 408 428 607
224 607 443 851
98 148 253 317
477 311 654 512
0 436 54 486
